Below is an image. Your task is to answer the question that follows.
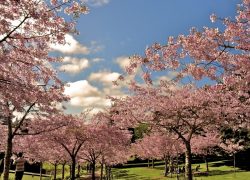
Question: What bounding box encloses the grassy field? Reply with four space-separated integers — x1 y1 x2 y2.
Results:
112 161 250 180
2 160 250 179
5 172 50 180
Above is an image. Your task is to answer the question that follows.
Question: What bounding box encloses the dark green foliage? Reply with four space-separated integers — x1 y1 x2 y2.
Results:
221 127 250 147
134 123 150 140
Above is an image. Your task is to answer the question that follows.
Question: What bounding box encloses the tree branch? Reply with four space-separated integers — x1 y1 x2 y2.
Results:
0 15 30 43
13 102 36 136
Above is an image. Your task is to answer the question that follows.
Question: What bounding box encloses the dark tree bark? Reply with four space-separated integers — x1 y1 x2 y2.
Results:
185 142 193 180
233 153 236 174
53 163 57 180
91 162 96 180
100 162 104 180
62 163 65 180
164 156 169 177
105 165 112 180
39 162 43 180
204 156 209 172
169 157 173 178
77 164 80 177
3 116 13 180
71 157 76 180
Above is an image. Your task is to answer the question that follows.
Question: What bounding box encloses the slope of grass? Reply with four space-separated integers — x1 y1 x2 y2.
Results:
112 161 250 180
6 171 51 180
4 160 250 179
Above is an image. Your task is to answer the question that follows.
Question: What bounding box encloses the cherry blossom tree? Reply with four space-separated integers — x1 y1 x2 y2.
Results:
12 117 73 180
110 85 223 179
40 115 90 180
113 1 249 180
0 1 88 179
121 0 249 87
13 115 90 180
1 112 71 179
191 131 221 172
99 127 131 180
132 132 182 177
220 139 244 173
79 117 131 180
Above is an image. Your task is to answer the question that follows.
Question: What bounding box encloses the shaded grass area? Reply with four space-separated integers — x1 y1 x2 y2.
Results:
6 172 51 180
113 160 250 180
3 160 250 180
113 168 166 180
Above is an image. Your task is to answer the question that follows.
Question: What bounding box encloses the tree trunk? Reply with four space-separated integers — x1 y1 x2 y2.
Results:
105 165 108 180
233 153 236 174
164 157 168 177
39 162 43 180
152 159 154 168
62 163 65 180
3 116 13 180
108 166 112 180
169 157 173 178
77 164 80 177
176 155 180 179
147 159 150 168
185 142 193 180
91 162 96 180
100 163 104 180
204 156 209 172
54 164 57 180
71 157 76 180
69 165 72 177
105 165 111 180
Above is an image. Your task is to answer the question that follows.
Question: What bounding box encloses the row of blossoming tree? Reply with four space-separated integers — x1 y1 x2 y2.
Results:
1 113 131 180
0 0 90 180
109 0 249 179
0 1 132 180
0 1 249 180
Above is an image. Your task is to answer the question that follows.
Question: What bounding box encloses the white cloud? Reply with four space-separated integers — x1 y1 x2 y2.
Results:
86 0 110 6
156 72 181 90
64 79 126 114
71 96 111 107
115 56 131 70
50 34 90 55
64 68 130 114
156 71 179 83
88 71 128 103
88 71 120 84
102 86 127 98
115 56 140 77
157 76 172 82
64 80 112 110
92 58 104 63
64 80 100 98
90 41 104 53
59 56 89 74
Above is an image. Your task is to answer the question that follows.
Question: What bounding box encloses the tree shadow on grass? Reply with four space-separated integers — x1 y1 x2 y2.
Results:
153 166 165 171
193 169 240 179
209 160 230 167
113 169 152 180
210 159 250 171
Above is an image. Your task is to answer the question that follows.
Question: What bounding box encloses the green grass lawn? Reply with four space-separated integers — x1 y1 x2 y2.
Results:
3 160 250 180
112 161 250 180
6 172 51 180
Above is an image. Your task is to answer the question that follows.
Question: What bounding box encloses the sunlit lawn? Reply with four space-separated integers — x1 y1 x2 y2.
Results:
4 160 250 180
7 172 50 180
112 161 250 180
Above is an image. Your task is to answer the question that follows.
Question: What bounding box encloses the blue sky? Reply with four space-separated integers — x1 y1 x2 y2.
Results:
51 0 240 114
